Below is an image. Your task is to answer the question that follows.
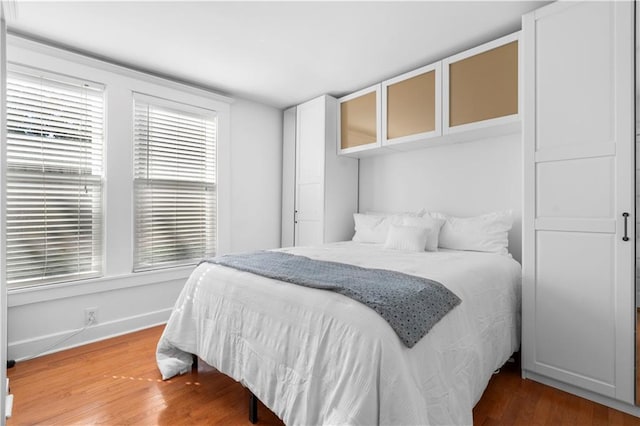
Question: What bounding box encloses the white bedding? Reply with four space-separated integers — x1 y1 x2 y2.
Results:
157 241 521 425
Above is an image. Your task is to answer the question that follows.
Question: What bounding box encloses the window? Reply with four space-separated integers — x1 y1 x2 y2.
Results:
6 68 104 288
133 94 217 271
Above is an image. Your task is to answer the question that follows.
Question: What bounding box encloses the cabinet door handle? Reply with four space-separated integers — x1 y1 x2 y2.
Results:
622 212 630 241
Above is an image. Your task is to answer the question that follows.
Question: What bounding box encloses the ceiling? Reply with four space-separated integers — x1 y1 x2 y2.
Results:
5 1 547 109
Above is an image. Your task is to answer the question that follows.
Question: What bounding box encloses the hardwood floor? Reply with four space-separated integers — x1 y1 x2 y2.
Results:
637 309 640 406
474 360 639 426
6 325 640 425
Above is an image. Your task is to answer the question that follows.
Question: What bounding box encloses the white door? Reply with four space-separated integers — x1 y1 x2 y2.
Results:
522 1 634 402
295 97 325 247
281 107 296 248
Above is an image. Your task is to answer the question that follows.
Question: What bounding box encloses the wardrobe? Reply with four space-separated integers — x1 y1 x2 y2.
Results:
522 0 637 414
281 95 358 247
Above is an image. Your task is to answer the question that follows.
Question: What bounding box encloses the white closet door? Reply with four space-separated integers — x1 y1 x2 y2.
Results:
281 107 296 248
295 97 325 247
522 1 634 402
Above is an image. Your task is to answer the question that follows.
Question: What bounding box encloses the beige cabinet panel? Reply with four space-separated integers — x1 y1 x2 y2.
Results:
386 70 436 139
448 40 518 127
339 86 379 151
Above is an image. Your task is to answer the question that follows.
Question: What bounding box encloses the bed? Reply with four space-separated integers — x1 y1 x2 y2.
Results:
156 240 521 425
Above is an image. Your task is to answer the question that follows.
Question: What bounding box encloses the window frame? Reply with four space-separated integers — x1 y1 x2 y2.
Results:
5 34 232 298
5 64 106 289
132 92 218 272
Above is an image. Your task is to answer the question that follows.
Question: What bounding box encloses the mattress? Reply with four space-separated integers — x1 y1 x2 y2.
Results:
157 241 521 425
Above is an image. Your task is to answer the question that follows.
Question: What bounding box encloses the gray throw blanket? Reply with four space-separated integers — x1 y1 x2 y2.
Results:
202 251 461 348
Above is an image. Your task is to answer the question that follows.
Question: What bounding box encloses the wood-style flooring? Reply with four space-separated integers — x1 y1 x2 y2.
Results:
6 325 640 425
637 309 640 406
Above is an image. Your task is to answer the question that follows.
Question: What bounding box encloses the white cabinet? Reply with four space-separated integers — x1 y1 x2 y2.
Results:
281 107 297 248
381 62 441 150
522 0 635 409
443 32 519 136
282 95 358 248
337 85 382 157
338 33 520 158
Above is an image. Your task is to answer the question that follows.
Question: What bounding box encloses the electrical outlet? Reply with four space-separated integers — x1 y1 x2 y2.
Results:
84 307 98 326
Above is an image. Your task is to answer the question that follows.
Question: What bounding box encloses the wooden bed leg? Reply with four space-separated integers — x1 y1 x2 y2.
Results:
191 354 198 372
249 392 258 424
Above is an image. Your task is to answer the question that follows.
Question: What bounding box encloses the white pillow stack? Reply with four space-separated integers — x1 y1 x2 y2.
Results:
400 215 445 252
428 210 513 255
352 211 445 252
352 209 513 255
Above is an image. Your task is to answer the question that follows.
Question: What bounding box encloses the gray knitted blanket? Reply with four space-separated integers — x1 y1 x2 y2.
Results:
201 251 461 348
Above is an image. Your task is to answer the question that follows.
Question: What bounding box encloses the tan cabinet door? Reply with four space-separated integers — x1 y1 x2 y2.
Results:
383 62 441 148
443 33 519 134
338 84 381 156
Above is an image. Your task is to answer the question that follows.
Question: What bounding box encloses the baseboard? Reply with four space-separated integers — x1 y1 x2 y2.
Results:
523 370 640 418
8 308 172 361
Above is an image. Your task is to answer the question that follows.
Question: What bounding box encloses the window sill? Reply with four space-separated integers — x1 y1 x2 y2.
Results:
7 265 195 308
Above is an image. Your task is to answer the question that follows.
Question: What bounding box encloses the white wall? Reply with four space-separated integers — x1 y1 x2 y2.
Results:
359 133 522 263
6 37 283 361
230 99 283 253
636 6 639 309
636 139 639 308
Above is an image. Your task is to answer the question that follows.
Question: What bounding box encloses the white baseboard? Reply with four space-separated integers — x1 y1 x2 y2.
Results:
8 308 172 361
5 394 13 419
523 370 640 418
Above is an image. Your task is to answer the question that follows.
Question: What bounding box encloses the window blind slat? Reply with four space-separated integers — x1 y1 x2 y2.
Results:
6 70 104 288
133 97 216 271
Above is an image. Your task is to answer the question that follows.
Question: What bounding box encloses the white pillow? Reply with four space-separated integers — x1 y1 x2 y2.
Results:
383 225 429 252
430 210 513 255
352 213 387 243
366 208 426 218
352 213 409 243
401 216 445 251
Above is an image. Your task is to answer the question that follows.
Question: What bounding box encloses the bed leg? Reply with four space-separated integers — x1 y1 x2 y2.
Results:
507 351 521 366
249 392 258 424
192 354 198 372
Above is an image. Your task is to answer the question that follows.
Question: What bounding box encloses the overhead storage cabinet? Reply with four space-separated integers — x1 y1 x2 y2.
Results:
382 62 441 149
443 33 519 133
338 33 520 157
338 85 381 156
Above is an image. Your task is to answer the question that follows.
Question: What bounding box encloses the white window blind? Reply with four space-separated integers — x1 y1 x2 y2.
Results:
6 69 104 288
133 94 216 271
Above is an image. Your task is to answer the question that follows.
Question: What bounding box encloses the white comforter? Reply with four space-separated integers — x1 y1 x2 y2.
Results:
157 242 521 425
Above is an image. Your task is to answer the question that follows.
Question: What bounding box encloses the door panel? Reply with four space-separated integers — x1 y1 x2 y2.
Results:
448 40 518 127
535 231 615 388
281 107 296 248
295 97 325 247
536 157 614 219
535 1 614 151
